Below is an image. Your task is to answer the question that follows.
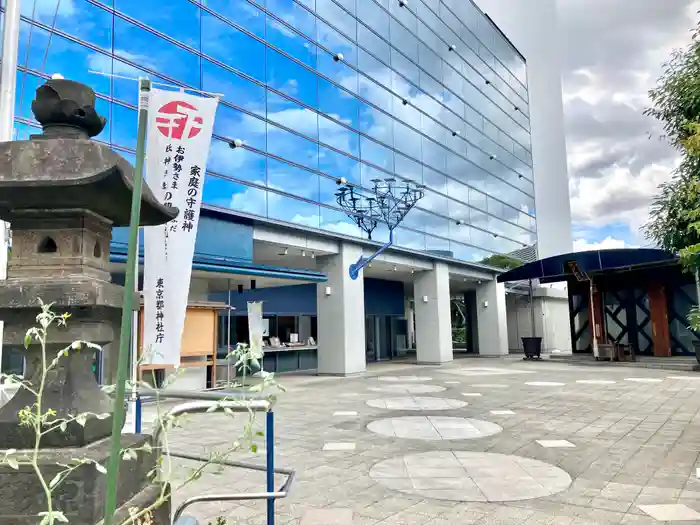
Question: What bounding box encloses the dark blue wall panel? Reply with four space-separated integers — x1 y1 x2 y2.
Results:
211 284 317 315
111 214 253 264
210 278 405 317
365 278 405 316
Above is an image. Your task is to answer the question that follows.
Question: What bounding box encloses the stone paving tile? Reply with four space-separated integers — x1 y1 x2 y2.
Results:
153 359 700 524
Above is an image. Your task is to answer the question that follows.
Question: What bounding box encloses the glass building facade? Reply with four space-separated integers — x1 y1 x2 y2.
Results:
2 0 536 264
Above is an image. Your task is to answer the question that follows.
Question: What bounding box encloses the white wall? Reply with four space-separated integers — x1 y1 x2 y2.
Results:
473 0 573 259
506 290 572 354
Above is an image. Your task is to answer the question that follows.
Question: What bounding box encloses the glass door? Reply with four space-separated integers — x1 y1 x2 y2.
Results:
365 316 377 362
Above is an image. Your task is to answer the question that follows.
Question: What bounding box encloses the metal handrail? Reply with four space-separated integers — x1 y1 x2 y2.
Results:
171 453 295 521
139 388 291 525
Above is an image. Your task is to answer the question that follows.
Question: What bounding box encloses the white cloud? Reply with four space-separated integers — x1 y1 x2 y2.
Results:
573 236 638 252
558 0 700 244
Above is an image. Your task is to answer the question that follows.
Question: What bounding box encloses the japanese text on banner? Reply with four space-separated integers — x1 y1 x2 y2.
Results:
142 90 219 365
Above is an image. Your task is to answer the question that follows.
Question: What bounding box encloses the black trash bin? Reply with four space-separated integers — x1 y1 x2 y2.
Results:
522 337 543 360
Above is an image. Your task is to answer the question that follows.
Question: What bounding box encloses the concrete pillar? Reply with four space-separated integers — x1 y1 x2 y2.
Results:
414 262 453 364
476 279 508 356
316 243 366 375
404 295 415 349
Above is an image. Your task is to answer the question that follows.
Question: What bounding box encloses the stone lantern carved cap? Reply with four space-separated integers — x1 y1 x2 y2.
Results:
32 79 107 138
0 78 178 227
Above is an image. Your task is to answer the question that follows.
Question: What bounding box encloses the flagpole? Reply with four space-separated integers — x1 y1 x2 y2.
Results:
102 77 151 525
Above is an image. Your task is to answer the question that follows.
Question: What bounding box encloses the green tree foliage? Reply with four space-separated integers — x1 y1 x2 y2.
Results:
480 254 523 270
644 22 700 267
644 25 700 330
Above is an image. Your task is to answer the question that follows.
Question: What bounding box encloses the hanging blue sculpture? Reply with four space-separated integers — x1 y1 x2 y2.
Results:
335 177 424 280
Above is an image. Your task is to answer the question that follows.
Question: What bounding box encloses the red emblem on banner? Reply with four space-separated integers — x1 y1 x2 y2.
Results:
155 100 203 140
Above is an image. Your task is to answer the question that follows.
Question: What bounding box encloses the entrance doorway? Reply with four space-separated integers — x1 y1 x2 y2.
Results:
366 315 397 361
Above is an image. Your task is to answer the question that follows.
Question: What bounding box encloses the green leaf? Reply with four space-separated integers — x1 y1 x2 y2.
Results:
49 472 62 488
75 414 88 427
59 421 67 432
7 458 18 470
94 462 107 474
23 332 31 349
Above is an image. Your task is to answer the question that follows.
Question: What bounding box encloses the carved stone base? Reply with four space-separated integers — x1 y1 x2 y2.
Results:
0 434 169 524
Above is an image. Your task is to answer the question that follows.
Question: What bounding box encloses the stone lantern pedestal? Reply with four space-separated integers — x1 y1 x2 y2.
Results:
0 79 177 523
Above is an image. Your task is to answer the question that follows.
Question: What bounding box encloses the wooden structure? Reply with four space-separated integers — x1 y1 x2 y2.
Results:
498 248 699 357
138 301 228 386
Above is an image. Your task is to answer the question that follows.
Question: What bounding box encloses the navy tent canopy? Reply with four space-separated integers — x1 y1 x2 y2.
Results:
497 248 677 284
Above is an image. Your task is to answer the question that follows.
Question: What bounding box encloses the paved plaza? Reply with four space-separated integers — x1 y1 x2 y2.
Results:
159 358 700 524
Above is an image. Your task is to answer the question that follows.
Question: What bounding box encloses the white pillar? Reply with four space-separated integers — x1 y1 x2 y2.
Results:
0 0 20 373
414 262 453 364
476 280 509 356
316 243 365 375
404 295 415 349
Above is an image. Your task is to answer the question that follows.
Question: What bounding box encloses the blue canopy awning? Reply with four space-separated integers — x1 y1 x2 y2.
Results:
497 248 677 283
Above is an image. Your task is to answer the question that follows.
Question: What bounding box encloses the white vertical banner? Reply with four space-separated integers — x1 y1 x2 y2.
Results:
142 88 219 365
247 301 264 356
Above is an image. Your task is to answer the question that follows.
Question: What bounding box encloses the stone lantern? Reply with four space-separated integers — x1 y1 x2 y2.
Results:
0 79 177 523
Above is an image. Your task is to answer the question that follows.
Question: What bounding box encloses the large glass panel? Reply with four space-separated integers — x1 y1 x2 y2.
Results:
111 102 138 150
391 47 419 87
320 206 362 237
316 18 357 64
358 24 390 65
392 120 421 158
203 0 265 38
202 60 265 117
318 49 358 93
358 0 389 39
208 140 267 185
359 102 393 143
267 49 318 108
318 78 359 128
418 42 442 82
115 0 200 48
319 146 361 184
395 227 426 251
21 0 112 50
319 115 359 157
395 153 422 185
267 122 319 170
203 176 268 216
201 11 265 82
267 91 318 140
316 0 356 40
266 11 317 67
215 105 267 150
360 136 394 173
268 193 320 228
114 17 200 86
390 19 416 63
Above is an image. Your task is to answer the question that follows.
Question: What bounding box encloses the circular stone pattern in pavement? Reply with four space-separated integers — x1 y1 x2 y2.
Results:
367 416 502 440
378 375 432 382
366 397 467 411
369 451 572 502
369 384 446 394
